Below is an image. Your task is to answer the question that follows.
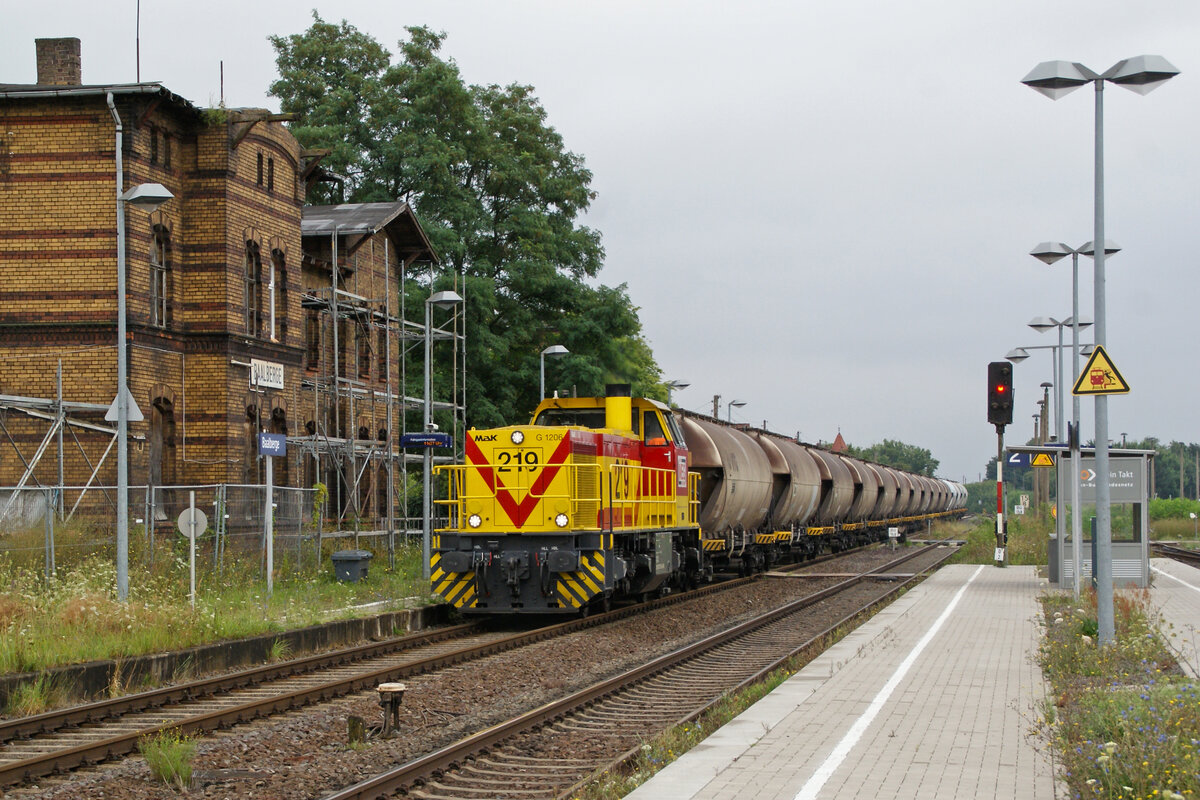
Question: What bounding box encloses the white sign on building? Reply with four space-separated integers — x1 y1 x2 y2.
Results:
250 359 284 390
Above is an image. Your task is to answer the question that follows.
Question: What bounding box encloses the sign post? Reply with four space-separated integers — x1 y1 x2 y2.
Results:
258 433 287 597
176 492 208 609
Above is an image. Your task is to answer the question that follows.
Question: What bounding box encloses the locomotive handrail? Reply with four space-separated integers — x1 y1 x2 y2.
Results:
434 462 605 532
606 462 699 531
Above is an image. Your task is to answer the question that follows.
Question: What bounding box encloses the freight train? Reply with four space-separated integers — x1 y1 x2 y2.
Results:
431 384 965 614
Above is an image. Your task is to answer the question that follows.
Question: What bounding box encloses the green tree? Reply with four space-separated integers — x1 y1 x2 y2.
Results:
846 439 940 477
270 17 657 426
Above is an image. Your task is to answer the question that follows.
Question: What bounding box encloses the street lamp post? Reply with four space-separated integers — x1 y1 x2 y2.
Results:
664 379 690 407
539 345 569 399
1030 242 1118 599
423 290 463 581
727 400 746 422
1024 55 1177 645
114 182 174 601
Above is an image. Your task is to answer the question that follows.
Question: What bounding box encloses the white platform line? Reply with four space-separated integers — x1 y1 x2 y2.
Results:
1152 564 1200 595
792 564 985 800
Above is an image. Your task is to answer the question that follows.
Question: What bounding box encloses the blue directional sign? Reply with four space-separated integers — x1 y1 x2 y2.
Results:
401 432 454 448
257 432 287 457
1006 452 1030 467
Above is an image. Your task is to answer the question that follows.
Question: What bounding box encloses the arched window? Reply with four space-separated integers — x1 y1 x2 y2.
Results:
271 248 287 343
243 398 262 485
149 390 177 487
244 242 263 336
150 224 171 328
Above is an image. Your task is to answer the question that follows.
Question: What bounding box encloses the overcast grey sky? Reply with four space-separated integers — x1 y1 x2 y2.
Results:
6 1 1199 482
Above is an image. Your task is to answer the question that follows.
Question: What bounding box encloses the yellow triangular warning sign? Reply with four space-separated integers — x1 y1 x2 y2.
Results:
1031 452 1056 468
1072 345 1130 395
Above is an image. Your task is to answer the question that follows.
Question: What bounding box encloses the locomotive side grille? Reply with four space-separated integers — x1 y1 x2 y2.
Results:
574 453 600 527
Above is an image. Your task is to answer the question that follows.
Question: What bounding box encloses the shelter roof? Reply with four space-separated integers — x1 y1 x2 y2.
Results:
302 202 438 264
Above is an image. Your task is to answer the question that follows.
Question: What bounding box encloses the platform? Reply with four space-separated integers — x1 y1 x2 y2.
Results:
626 564 1058 800
1150 556 1200 678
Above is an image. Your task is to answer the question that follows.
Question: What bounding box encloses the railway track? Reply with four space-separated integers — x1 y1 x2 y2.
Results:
1152 542 1200 569
0 543 942 792
321 544 957 800
0 550 828 790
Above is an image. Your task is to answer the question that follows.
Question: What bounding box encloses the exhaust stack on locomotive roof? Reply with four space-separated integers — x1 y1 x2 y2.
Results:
605 383 632 432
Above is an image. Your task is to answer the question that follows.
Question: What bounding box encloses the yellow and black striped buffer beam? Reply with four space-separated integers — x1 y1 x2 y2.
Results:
431 555 477 610
554 551 605 609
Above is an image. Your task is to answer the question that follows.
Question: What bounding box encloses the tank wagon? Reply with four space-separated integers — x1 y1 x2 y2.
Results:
432 385 965 614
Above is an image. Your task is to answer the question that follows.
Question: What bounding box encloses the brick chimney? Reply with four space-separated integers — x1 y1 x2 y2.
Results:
35 38 82 86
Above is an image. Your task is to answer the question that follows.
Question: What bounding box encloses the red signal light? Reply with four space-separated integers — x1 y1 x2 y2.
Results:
996 385 1006 393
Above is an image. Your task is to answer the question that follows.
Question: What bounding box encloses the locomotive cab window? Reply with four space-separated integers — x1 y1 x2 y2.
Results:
664 412 685 447
533 408 607 429
643 411 668 446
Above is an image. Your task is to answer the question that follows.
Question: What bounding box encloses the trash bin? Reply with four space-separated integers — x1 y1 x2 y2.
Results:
331 549 373 582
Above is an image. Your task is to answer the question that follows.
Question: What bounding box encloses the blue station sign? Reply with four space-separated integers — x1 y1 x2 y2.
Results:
257 432 287 457
401 432 454 448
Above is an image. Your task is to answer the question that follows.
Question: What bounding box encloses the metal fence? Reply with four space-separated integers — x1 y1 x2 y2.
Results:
0 483 428 588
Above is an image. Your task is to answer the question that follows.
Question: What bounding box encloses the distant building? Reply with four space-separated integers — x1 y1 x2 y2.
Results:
0 38 445 526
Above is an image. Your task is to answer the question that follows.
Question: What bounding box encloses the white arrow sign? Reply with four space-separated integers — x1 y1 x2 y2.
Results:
1081 468 1097 482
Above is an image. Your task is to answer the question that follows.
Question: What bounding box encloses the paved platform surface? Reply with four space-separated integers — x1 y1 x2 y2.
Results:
1150 556 1200 678
626 564 1058 800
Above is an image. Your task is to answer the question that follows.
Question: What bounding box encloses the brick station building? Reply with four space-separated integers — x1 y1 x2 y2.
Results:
0 38 442 524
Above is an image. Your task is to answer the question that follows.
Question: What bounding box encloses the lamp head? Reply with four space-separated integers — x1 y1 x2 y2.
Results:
428 290 463 310
541 344 569 357
1021 60 1096 99
1005 348 1030 364
1029 241 1072 265
120 183 174 213
1028 316 1059 333
1104 55 1180 95
1079 239 1122 257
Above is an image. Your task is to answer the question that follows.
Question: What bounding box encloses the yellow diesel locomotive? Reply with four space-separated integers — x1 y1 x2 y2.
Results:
433 385 701 613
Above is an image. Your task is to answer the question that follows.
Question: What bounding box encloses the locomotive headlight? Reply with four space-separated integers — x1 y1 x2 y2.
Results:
468 514 483 528
554 513 569 528
510 430 525 445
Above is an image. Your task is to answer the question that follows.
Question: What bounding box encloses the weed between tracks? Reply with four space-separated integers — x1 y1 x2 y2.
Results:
137 727 198 790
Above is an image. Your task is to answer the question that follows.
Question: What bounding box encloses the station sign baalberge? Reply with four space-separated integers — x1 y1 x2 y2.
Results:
250 359 285 390
257 432 287 457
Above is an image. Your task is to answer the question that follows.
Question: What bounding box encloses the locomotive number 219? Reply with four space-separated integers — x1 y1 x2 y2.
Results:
495 449 540 473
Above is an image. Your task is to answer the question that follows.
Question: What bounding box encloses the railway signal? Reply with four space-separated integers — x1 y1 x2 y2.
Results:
987 361 1013 568
987 361 1013 428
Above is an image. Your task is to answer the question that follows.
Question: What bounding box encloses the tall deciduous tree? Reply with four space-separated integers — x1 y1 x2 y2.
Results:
270 16 660 426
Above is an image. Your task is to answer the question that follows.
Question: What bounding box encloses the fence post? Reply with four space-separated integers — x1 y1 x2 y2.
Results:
44 488 55 579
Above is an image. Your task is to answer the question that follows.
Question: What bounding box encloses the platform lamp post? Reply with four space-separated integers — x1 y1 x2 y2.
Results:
114 182 174 601
1023 55 1178 645
1030 242 1117 599
665 379 690 407
423 290 463 581
539 345 569 399
727 400 746 422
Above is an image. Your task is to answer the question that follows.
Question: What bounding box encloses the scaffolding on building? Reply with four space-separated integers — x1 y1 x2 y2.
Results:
296 203 464 541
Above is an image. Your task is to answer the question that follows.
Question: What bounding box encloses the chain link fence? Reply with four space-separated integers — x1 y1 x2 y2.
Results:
0 484 425 590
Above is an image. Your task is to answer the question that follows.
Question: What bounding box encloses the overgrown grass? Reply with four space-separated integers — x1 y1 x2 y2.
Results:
1037 590 1198 799
138 727 198 790
951 514 1048 566
0 525 434 677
